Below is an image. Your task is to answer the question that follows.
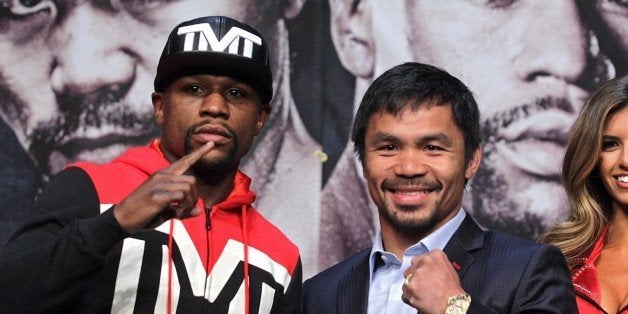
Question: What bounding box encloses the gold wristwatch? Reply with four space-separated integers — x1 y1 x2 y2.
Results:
444 293 471 314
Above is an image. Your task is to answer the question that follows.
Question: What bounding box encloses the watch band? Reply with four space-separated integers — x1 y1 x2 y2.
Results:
444 293 471 314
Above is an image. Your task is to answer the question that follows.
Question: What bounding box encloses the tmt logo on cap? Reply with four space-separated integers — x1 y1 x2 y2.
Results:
154 16 274 104
177 23 262 59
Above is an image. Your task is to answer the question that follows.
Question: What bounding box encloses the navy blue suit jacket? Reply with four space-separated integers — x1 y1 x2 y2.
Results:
303 215 576 313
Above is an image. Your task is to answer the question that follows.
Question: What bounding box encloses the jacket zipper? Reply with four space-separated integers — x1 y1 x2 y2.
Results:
205 207 212 230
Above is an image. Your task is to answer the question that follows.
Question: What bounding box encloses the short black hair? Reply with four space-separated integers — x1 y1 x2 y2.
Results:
351 62 481 163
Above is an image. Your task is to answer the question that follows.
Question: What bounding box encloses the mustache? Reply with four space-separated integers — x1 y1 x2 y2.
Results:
184 119 237 153
185 120 239 185
382 177 442 191
481 96 573 142
29 100 157 147
27 100 158 173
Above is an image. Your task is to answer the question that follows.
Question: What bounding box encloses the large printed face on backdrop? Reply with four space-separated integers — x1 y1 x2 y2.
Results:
331 0 618 238
0 0 291 178
403 0 614 238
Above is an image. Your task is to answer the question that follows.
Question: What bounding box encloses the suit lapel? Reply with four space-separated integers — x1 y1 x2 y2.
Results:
330 215 483 313
337 250 370 313
443 214 484 279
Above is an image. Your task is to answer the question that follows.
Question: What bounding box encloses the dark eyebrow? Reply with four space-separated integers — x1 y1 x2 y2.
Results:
420 133 454 147
367 131 454 146
601 134 620 140
368 132 398 145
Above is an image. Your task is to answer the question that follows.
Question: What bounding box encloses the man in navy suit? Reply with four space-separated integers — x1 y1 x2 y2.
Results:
303 62 576 313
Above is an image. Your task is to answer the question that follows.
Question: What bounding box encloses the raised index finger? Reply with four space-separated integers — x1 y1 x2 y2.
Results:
168 141 215 175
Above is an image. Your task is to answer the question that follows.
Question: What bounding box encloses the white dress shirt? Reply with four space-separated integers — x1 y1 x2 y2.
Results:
367 209 466 314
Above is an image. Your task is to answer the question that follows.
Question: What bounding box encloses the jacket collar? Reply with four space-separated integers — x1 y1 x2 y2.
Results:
443 214 483 279
571 227 607 306
337 249 371 313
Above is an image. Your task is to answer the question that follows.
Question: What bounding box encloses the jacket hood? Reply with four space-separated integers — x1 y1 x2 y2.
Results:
113 139 256 211
111 139 171 175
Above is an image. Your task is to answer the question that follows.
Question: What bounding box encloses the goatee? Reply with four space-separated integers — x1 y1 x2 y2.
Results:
184 121 238 186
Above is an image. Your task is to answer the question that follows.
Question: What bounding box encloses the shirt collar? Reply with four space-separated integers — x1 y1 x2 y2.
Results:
368 208 466 281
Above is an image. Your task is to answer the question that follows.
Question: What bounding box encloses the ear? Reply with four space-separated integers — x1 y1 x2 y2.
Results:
283 0 305 19
465 148 483 180
152 92 165 126
255 105 272 135
329 0 374 77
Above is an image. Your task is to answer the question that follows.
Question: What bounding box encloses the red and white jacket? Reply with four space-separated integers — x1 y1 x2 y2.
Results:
0 139 301 313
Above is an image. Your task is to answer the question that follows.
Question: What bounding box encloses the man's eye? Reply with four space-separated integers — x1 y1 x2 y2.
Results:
227 88 246 97
184 85 202 93
2 0 55 16
0 0 56 35
380 145 397 151
424 145 442 151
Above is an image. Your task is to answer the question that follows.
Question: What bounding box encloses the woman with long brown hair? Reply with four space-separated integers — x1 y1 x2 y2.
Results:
542 75 627 314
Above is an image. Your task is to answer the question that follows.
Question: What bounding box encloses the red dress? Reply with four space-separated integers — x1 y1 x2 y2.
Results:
571 228 627 314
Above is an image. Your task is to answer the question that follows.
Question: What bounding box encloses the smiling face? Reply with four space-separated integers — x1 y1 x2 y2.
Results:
152 75 269 184
598 106 628 212
362 104 481 239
